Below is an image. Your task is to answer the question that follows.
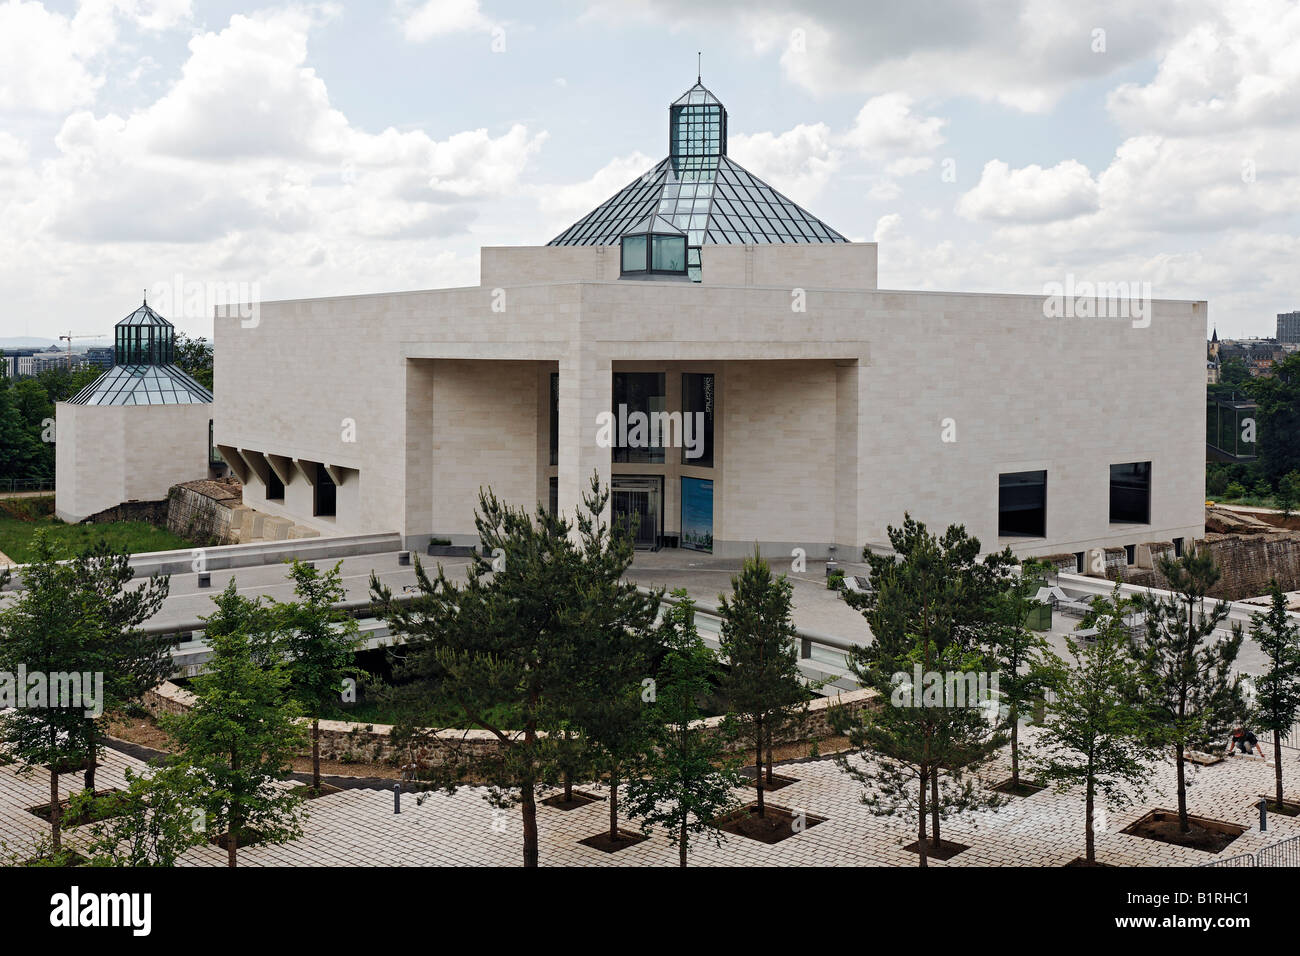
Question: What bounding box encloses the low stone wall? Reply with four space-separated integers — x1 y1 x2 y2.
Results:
84 499 168 526
141 681 878 771
165 479 243 546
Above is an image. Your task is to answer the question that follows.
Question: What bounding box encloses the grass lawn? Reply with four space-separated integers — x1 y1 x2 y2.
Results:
0 496 194 564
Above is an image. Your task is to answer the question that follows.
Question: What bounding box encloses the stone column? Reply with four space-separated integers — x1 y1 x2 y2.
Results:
556 347 611 522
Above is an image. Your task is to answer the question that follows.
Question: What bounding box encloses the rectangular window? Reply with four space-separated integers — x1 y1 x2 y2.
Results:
314 463 336 517
681 372 714 467
1125 544 1137 565
680 476 713 553
1110 461 1152 524
1074 551 1085 574
548 477 558 516
621 235 646 272
549 373 558 467
612 372 666 464
266 469 285 502
999 470 1047 538
1173 536 1184 557
652 235 686 272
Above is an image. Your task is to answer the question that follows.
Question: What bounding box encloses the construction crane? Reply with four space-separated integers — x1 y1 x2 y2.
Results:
57 332 110 372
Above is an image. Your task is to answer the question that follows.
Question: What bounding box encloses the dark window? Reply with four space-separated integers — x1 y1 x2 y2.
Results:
548 477 558 516
267 469 285 501
1110 461 1151 524
1173 536 1184 557
1074 551 1085 574
1125 544 1136 565
999 470 1047 538
681 372 714 467
314 463 336 517
612 372 666 464
549 373 558 466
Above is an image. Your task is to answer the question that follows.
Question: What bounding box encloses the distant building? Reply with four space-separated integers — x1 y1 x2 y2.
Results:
1278 311 1300 344
84 347 114 371
0 349 35 380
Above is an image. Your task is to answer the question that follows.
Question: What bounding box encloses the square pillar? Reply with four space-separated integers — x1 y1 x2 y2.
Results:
557 348 611 522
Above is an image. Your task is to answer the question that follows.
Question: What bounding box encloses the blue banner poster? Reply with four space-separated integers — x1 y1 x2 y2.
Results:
680 477 713 553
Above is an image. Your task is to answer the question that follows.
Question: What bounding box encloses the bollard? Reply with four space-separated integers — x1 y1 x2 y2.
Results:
394 784 401 814
1259 797 1268 831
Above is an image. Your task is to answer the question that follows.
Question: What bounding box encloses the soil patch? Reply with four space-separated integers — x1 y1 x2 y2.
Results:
993 778 1045 798
741 771 798 792
715 802 825 845
903 838 969 860
578 829 648 853
1122 809 1245 853
541 790 604 810
292 782 344 800
28 789 123 826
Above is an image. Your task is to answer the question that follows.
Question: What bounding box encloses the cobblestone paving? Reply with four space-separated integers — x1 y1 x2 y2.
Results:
2 731 1298 866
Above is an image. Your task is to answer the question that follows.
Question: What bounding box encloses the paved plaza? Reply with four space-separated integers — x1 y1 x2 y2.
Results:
3 727 1298 867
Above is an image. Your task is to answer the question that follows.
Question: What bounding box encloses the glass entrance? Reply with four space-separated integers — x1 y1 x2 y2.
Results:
612 476 661 550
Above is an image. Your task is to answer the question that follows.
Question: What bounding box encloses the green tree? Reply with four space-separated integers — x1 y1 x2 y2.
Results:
1250 351 1300 482
566 484 660 843
1277 471 1300 518
0 532 93 854
0 372 43 481
1033 589 1157 864
162 580 307 866
625 592 743 866
1133 549 1246 833
370 479 607 867
987 556 1053 790
174 332 214 391
69 541 172 791
273 560 362 794
1248 580 1300 811
68 765 207 866
717 549 805 818
833 516 1008 866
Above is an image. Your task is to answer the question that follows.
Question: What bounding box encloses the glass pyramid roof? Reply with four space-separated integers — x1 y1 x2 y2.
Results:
68 363 212 406
548 80 849 276
117 300 174 327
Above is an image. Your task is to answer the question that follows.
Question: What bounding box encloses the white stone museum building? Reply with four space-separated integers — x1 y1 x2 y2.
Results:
192 80 1207 562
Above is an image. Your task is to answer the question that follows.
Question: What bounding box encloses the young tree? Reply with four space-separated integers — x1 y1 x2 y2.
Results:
717 549 805 818
1033 590 1156 864
1249 580 1300 810
370 478 609 867
566 486 660 843
162 581 307 867
833 516 1007 866
986 556 1052 790
0 532 93 853
626 592 743 866
273 560 362 794
1133 549 1246 833
68 765 207 866
69 541 172 791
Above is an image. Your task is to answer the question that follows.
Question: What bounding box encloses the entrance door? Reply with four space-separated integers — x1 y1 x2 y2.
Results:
612 476 661 550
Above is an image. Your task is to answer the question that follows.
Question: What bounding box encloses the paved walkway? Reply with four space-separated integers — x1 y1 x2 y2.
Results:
3 728 1297 866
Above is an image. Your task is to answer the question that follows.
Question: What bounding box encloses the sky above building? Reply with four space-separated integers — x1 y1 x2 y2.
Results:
1 0 1296 341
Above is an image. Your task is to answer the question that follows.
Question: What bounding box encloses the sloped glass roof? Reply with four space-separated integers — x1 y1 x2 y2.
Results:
549 80 848 274
68 363 212 406
117 300 174 327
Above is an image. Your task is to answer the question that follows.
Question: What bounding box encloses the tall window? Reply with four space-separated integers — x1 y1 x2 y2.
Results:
549 373 559 466
314 463 336 517
612 372 666 464
267 469 285 502
681 372 714 466
1110 461 1151 524
999 470 1047 537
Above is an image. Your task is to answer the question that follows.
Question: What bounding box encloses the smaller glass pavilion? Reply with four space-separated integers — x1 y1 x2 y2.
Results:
68 299 213 406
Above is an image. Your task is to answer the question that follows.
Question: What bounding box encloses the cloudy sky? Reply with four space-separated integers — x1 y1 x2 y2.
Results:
1 0 1296 342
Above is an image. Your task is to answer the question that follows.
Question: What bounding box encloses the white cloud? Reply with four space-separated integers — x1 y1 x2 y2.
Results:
842 93 946 157
536 151 655 222
0 0 103 111
729 122 838 205
956 159 1099 223
873 213 902 243
400 0 498 41
0 131 28 165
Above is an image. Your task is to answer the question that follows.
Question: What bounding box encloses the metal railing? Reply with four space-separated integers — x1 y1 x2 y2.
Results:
0 478 53 495
1203 833 1300 867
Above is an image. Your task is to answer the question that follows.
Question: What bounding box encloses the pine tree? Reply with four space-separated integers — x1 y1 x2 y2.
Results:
69 541 171 791
626 591 743 865
370 477 613 867
162 581 307 867
1133 549 1246 833
718 549 805 818
833 516 1007 866
273 560 362 794
1033 589 1156 864
1249 579 1300 810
